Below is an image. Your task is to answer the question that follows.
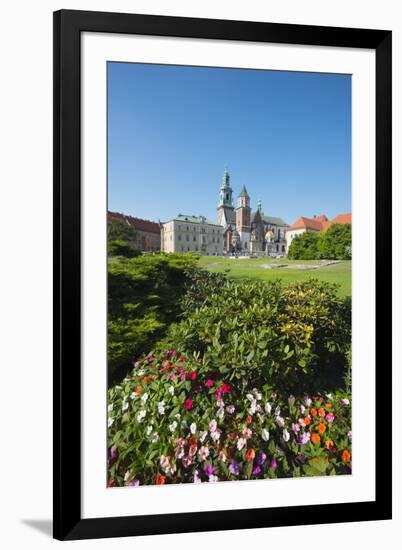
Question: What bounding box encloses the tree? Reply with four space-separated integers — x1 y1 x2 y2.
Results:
108 219 138 258
318 224 351 260
287 231 320 260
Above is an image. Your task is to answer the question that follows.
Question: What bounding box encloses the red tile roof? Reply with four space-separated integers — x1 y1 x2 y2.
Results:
289 213 351 232
108 211 160 234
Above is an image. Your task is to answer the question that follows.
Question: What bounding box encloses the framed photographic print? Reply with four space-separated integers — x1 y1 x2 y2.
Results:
53 9 392 541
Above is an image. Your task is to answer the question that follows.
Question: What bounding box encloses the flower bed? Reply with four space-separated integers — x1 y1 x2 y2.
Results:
108 350 351 486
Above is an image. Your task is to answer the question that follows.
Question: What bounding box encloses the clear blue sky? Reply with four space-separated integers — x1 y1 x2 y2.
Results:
108 62 351 225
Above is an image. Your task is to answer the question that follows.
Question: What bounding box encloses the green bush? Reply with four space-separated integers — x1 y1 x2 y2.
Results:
159 277 351 394
318 224 352 260
287 231 320 260
108 253 199 385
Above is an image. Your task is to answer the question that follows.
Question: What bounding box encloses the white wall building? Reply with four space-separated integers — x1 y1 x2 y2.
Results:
161 215 224 255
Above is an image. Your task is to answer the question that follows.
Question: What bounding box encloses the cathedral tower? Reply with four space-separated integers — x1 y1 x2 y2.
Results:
236 185 251 249
217 169 234 226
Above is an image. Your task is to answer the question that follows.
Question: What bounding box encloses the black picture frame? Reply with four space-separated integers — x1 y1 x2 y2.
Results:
53 9 392 541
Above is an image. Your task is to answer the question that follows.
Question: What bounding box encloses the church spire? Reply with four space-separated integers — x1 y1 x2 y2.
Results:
218 168 233 208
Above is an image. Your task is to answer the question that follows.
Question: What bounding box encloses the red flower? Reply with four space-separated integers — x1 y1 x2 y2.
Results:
189 371 197 381
246 415 252 424
107 480 115 488
245 448 255 462
205 379 214 388
179 354 186 362
184 399 193 410
221 383 231 394
156 475 166 485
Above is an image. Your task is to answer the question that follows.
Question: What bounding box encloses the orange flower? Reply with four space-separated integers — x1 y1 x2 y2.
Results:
310 408 317 417
318 407 325 417
318 422 326 434
135 385 143 395
189 436 197 446
325 403 332 409
156 474 166 485
303 416 311 426
325 438 335 450
311 433 321 444
246 415 252 424
342 450 351 462
245 448 255 462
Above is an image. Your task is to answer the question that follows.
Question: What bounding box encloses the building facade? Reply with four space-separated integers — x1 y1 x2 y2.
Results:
217 170 288 256
285 213 352 253
161 215 223 255
108 211 160 251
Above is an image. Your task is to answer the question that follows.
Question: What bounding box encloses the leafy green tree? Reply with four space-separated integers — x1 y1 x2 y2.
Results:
108 218 137 242
287 231 320 260
318 224 351 260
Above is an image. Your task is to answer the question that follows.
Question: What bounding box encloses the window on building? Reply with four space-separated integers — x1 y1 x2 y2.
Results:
186 235 190 241
178 235 181 241
193 236 196 242
202 236 206 243
217 238 220 243
282 245 285 252
212 237 215 243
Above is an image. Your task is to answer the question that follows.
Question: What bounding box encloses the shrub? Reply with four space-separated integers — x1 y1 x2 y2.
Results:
108 350 352 486
159 277 351 394
108 253 199 385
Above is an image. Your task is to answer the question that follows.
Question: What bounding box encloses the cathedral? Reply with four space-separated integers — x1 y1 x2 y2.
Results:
217 169 288 256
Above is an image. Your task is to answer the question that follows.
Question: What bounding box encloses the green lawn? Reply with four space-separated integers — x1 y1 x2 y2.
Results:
198 256 351 297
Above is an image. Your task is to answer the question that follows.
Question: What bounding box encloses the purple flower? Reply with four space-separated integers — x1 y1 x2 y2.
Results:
204 464 215 476
326 412 335 423
128 479 140 487
229 460 241 476
252 466 262 475
270 459 278 469
256 452 267 466
291 422 300 434
193 470 202 484
109 447 117 460
297 432 311 445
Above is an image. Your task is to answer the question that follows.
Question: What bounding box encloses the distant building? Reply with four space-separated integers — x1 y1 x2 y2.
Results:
161 215 223 255
217 169 288 255
285 213 352 253
108 211 160 251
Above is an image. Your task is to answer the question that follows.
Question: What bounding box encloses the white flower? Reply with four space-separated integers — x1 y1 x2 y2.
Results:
129 392 137 400
249 401 257 415
124 469 132 482
237 437 246 451
137 369 145 376
108 404 113 413
246 394 255 403
151 433 159 443
190 422 197 434
217 407 225 419
208 475 219 483
141 392 149 403
169 421 178 433
300 404 306 414
226 405 235 414
262 428 270 442
157 401 165 415
136 409 146 422
199 430 207 443
216 399 224 408
108 417 114 428
122 401 129 412
274 406 281 416
283 429 290 442
265 402 272 414
146 425 153 436
175 413 181 420
211 430 221 442
253 390 262 401
168 385 174 396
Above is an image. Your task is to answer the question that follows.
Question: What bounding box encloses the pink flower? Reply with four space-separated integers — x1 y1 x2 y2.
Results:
326 412 335 423
237 437 246 451
180 373 187 381
205 379 214 388
198 446 209 460
185 399 193 410
182 455 192 468
209 419 218 433
168 372 176 381
215 389 223 399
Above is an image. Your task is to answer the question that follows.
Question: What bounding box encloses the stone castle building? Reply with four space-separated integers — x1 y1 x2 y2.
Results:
161 215 223 255
217 170 288 255
108 211 160 251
